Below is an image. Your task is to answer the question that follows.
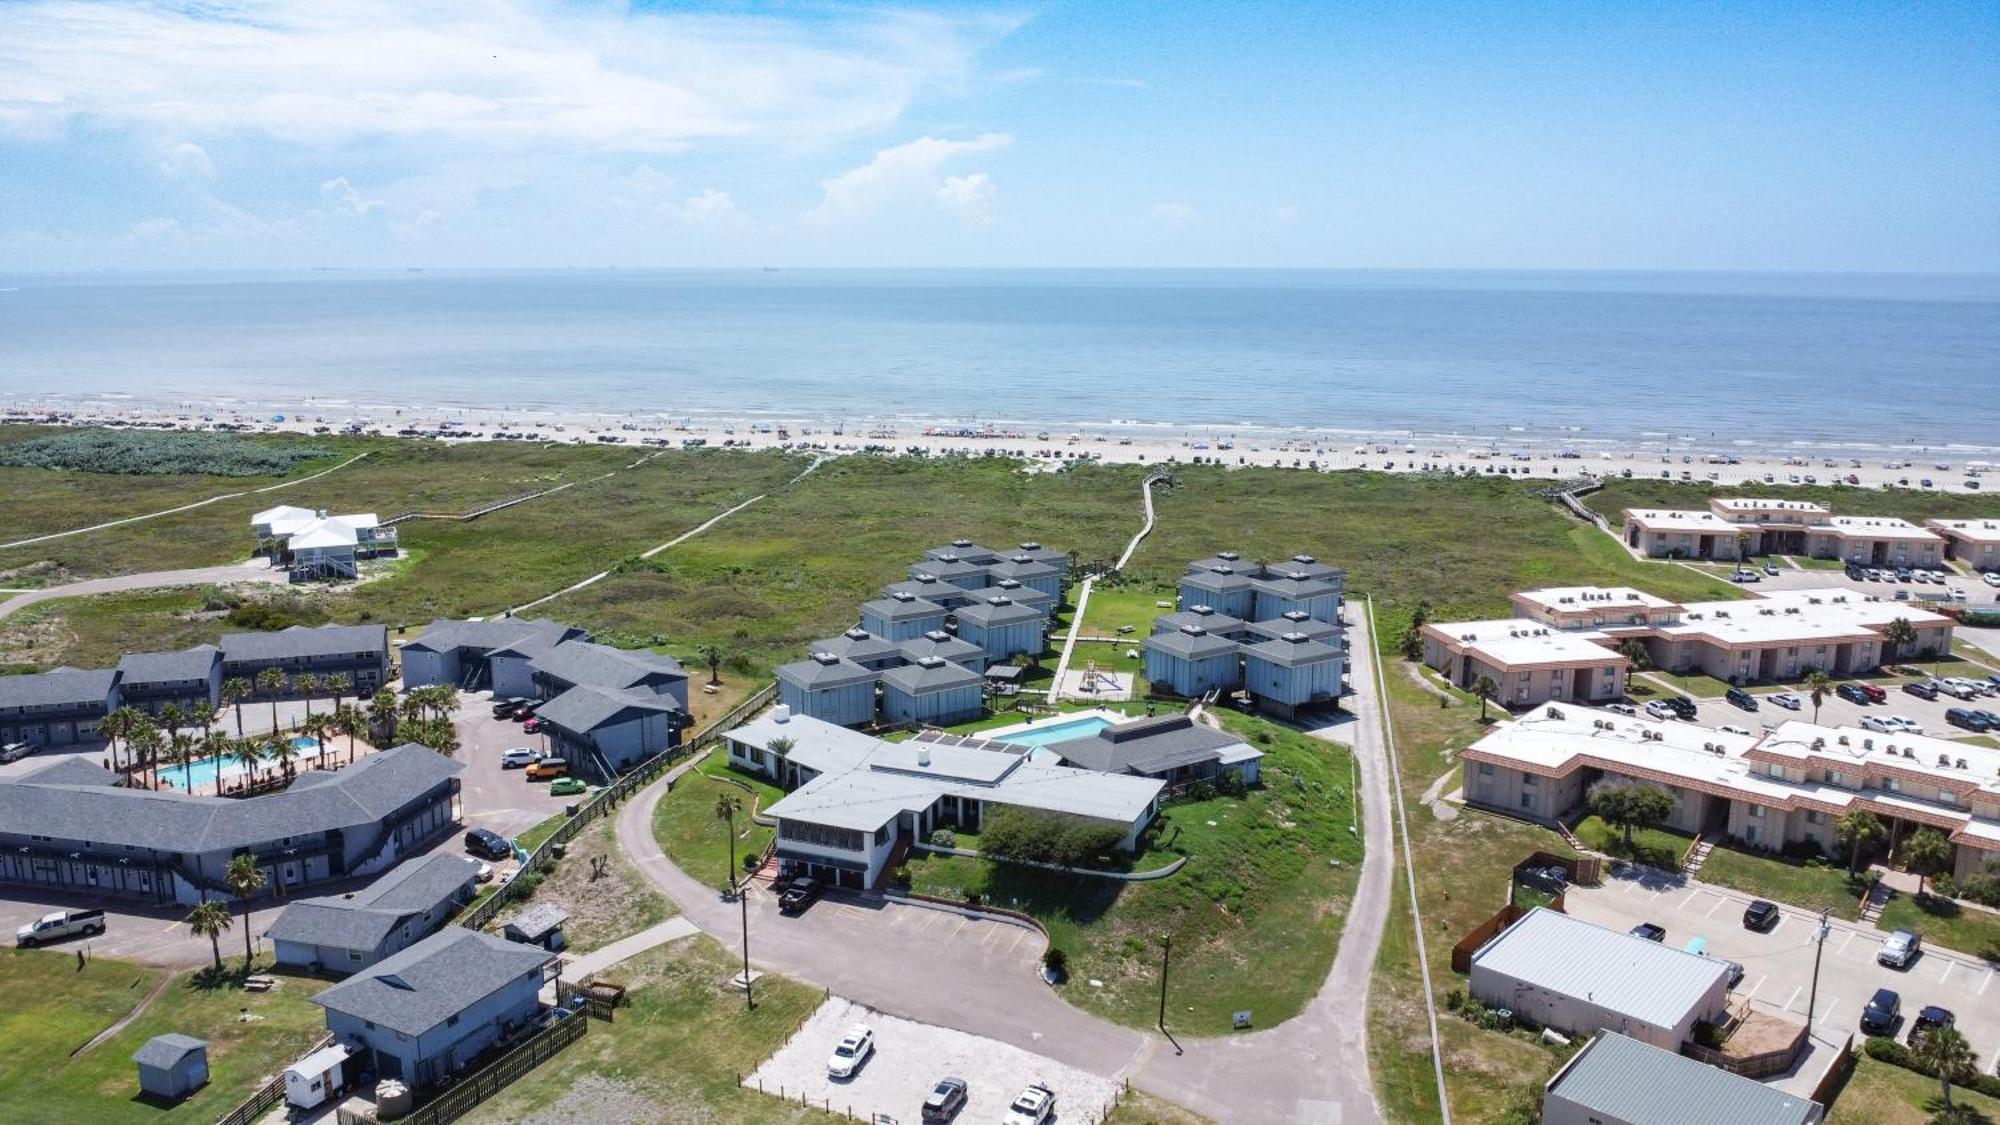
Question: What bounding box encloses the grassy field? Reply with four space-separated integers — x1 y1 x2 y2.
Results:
1826 1054 2000 1124
1573 814 1690 871
652 753 784 892
491 818 676 953
465 935 826 1125
0 950 328 1124
900 709 1362 1033
1106 1089 1214 1124
1584 479 2000 526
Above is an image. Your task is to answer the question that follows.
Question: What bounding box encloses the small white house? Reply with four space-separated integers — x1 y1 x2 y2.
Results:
284 1042 353 1111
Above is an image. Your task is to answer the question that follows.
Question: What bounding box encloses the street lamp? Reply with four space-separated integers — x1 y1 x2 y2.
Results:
738 871 755 1011
1806 908 1831 1030
1157 932 1181 1054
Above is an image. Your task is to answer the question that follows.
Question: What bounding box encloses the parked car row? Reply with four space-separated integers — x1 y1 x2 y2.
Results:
822 1023 1057 1125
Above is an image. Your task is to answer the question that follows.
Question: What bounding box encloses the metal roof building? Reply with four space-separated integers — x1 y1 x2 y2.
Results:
1543 1031 1823 1125
1469 908 1730 1050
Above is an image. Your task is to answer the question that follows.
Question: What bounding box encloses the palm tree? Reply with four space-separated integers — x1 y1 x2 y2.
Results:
333 704 364 766
187 700 217 737
265 731 299 783
293 673 320 718
367 689 399 745
229 737 264 789
200 728 232 790
185 900 231 974
324 672 353 714
1617 638 1652 673
221 677 252 737
127 719 163 789
168 730 197 793
1904 828 1953 898
1803 669 1833 724
1882 617 1919 664
101 706 143 775
697 643 723 687
1836 810 1888 877
157 702 186 757
299 714 329 769
715 792 743 890
254 668 286 735
223 853 267 969
1471 675 1500 721
1914 1026 1976 1113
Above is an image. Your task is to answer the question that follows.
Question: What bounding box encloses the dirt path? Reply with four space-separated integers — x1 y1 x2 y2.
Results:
70 970 173 1059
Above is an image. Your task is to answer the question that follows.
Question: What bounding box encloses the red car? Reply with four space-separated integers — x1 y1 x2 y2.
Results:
1857 682 1887 703
522 717 542 733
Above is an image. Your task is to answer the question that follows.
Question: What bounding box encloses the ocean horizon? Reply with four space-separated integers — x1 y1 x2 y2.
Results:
2 268 1996 451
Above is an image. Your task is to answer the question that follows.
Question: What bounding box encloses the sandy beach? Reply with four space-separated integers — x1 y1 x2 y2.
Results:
6 396 1998 497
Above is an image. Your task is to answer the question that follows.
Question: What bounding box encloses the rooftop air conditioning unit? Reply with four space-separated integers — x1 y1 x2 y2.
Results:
1863 738 1874 750
1836 736 1849 746
1956 758 1969 770
1938 755 1952 767
1903 748 1916 759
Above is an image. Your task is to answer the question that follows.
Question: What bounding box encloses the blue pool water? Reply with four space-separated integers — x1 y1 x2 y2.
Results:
162 737 320 791
990 717 1114 749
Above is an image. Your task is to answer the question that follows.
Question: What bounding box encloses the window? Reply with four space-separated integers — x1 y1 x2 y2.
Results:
1520 793 1537 811
1748 804 1765 819
1477 763 1494 777
1522 774 1538 787
1827 769 1845 786
1885 777 1902 793
1806 810 1824 825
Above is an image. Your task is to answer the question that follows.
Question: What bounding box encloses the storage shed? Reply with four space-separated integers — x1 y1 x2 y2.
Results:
502 903 569 951
133 1034 208 1100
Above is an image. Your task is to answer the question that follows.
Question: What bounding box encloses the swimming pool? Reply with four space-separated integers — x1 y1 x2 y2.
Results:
161 736 321 791
985 715 1115 749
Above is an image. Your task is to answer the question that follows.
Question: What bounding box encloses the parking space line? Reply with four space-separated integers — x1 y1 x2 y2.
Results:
1816 999 1842 1027
1680 890 1703 910
1939 962 1954 987
1980 971 1993 997
1744 974 1767 1001
1783 986 1802 1012
1837 931 1854 956
1704 897 1724 917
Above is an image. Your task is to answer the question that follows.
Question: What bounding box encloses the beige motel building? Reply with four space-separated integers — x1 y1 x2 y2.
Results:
1928 518 2000 572
1620 498 1949 568
1462 708 2000 883
1421 585 1953 709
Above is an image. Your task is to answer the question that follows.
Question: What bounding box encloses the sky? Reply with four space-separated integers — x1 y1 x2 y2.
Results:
1 0 1995 272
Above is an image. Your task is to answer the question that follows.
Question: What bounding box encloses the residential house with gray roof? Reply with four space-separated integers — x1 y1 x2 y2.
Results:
884 574 974 609
269 853 478 974
1243 611 1344 646
0 666 121 746
311 927 555 1090
805 628 905 672
1242 631 1345 717
776 653 880 728
961 578 1057 615
859 594 950 642
0 743 462 905
953 595 1047 663
984 554 1064 601
1177 566 1257 619
907 555 991 591
1153 606 1249 641
400 617 585 694
1141 626 1243 699
114 646 222 715
897 630 989 672
220 624 391 697
924 539 1004 566
880 657 987 727
1043 713 1263 785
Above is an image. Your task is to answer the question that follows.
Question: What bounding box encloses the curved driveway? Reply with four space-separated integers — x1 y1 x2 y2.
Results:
0 561 285 621
612 604 1395 1124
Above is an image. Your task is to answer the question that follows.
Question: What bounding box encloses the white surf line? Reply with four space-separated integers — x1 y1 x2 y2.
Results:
0 450 374 552
1045 472 1161 704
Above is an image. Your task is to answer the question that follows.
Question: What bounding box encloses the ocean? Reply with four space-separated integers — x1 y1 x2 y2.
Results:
1 269 1995 451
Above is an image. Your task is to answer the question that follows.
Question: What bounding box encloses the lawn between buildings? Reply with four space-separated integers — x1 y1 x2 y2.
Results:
1824 1054 2000 1124
0 949 327 1125
652 753 783 893
901 709 1363 1034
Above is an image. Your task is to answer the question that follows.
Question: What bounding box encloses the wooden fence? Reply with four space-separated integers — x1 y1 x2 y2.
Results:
348 1013 589 1125
212 1033 333 1125
459 681 777 932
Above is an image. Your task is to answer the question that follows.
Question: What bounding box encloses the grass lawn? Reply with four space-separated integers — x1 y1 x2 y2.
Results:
1636 670 1734 698
1826 1054 2000 1124
1573 815 1691 872
1784 555 1850 571
1075 580 1180 639
1105 1089 1213 1124
0 950 329 1124
464 935 826 1125
652 753 783 892
1874 893 2000 962
902 709 1362 1033
1366 662 1581 1125
492 818 676 953
1698 845 1867 921
515 810 575 854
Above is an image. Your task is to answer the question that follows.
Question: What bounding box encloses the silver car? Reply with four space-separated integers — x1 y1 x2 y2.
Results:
1879 929 1922 969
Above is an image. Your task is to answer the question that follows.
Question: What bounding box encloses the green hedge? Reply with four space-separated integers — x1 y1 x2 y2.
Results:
0 430 331 476
1864 1035 2000 1099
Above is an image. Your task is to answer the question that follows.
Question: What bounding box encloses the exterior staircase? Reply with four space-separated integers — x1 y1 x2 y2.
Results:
871 834 915 894
1682 837 1715 877
1860 880 1891 924
1555 819 1585 853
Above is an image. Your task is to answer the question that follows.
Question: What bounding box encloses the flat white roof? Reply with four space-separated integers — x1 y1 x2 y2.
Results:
1758 719 2000 794
1821 516 1944 542
1515 586 1679 613
1463 710 1793 800
1927 518 2000 545
1473 907 1728 1031
1622 508 1733 533
1709 497 1829 515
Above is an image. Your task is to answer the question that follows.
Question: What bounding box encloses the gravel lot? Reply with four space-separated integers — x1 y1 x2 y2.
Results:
746 997 1123 1124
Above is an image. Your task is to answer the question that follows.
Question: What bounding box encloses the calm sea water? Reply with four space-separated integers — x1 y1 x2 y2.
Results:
1 269 1995 449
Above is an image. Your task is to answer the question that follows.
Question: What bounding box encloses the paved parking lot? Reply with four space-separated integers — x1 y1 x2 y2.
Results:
1567 869 2000 1074
746 996 1123 1124
1677 678 2000 740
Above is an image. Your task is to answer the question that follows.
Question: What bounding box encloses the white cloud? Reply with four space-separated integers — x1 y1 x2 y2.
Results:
669 188 747 228
808 133 1012 226
318 176 385 218
159 141 214 180
1147 201 1197 229
0 1 1013 153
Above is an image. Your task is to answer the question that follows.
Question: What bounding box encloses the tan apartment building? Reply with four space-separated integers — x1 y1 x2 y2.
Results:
1805 516 1946 568
1928 518 2000 572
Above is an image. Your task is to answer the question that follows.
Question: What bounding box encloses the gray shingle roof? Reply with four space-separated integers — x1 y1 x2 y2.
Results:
115 646 221 687
1008 542 1069 571
776 655 880 691
962 583 1056 610
132 1033 206 1069
534 683 678 734
1244 614 1342 644
924 541 1003 565
1275 554 1345 583
1251 573 1341 600
985 557 1060 583
404 617 577 656
221 624 388 664
1142 628 1241 660
860 596 949 623
503 902 569 941
883 577 969 606
907 558 987 583
0 666 119 709
1155 608 1246 636
310 927 552 1038
954 597 1045 627
1187 552 1248 573
1243 633 1343 667
806 629 903 666
0 743 462 853
880 658 986 695
266 853 477 952
531 640 685 693
897 632 985 665
1045 714 1257 776
1547 1031 1821 1125
1180 569 1252 593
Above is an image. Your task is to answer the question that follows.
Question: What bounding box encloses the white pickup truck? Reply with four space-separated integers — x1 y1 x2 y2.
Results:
15 909 106 947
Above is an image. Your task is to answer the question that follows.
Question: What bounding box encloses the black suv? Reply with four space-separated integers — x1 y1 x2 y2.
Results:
1909 1006 1955 1046
779 877 822 915
1629 922 1666 942
491 697 527 719
1664 695 1698 720
1860 988 1901 1035
1743 900 1780 932
464 827 511 860
1725 687 1759 711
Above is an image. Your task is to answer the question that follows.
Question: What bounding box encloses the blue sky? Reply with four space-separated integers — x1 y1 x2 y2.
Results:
1 0 1994 271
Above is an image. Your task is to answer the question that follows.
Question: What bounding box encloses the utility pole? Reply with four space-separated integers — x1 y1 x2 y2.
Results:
739 874 755 1011
1806 907 1831 1029
1157 932 1181 1054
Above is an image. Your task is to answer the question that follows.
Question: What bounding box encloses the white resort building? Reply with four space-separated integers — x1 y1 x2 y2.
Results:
252 505 397 580
1619 498 1949 567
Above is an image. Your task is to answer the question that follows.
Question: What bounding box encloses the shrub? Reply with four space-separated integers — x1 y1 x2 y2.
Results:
927 828 958 849
1042 947 1067 975
980 806 1126 868
889 865 911 888
1866 1036 2000 1099
0 430 331 476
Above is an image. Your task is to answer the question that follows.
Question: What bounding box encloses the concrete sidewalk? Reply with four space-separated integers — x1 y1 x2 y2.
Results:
540 916 700 1003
